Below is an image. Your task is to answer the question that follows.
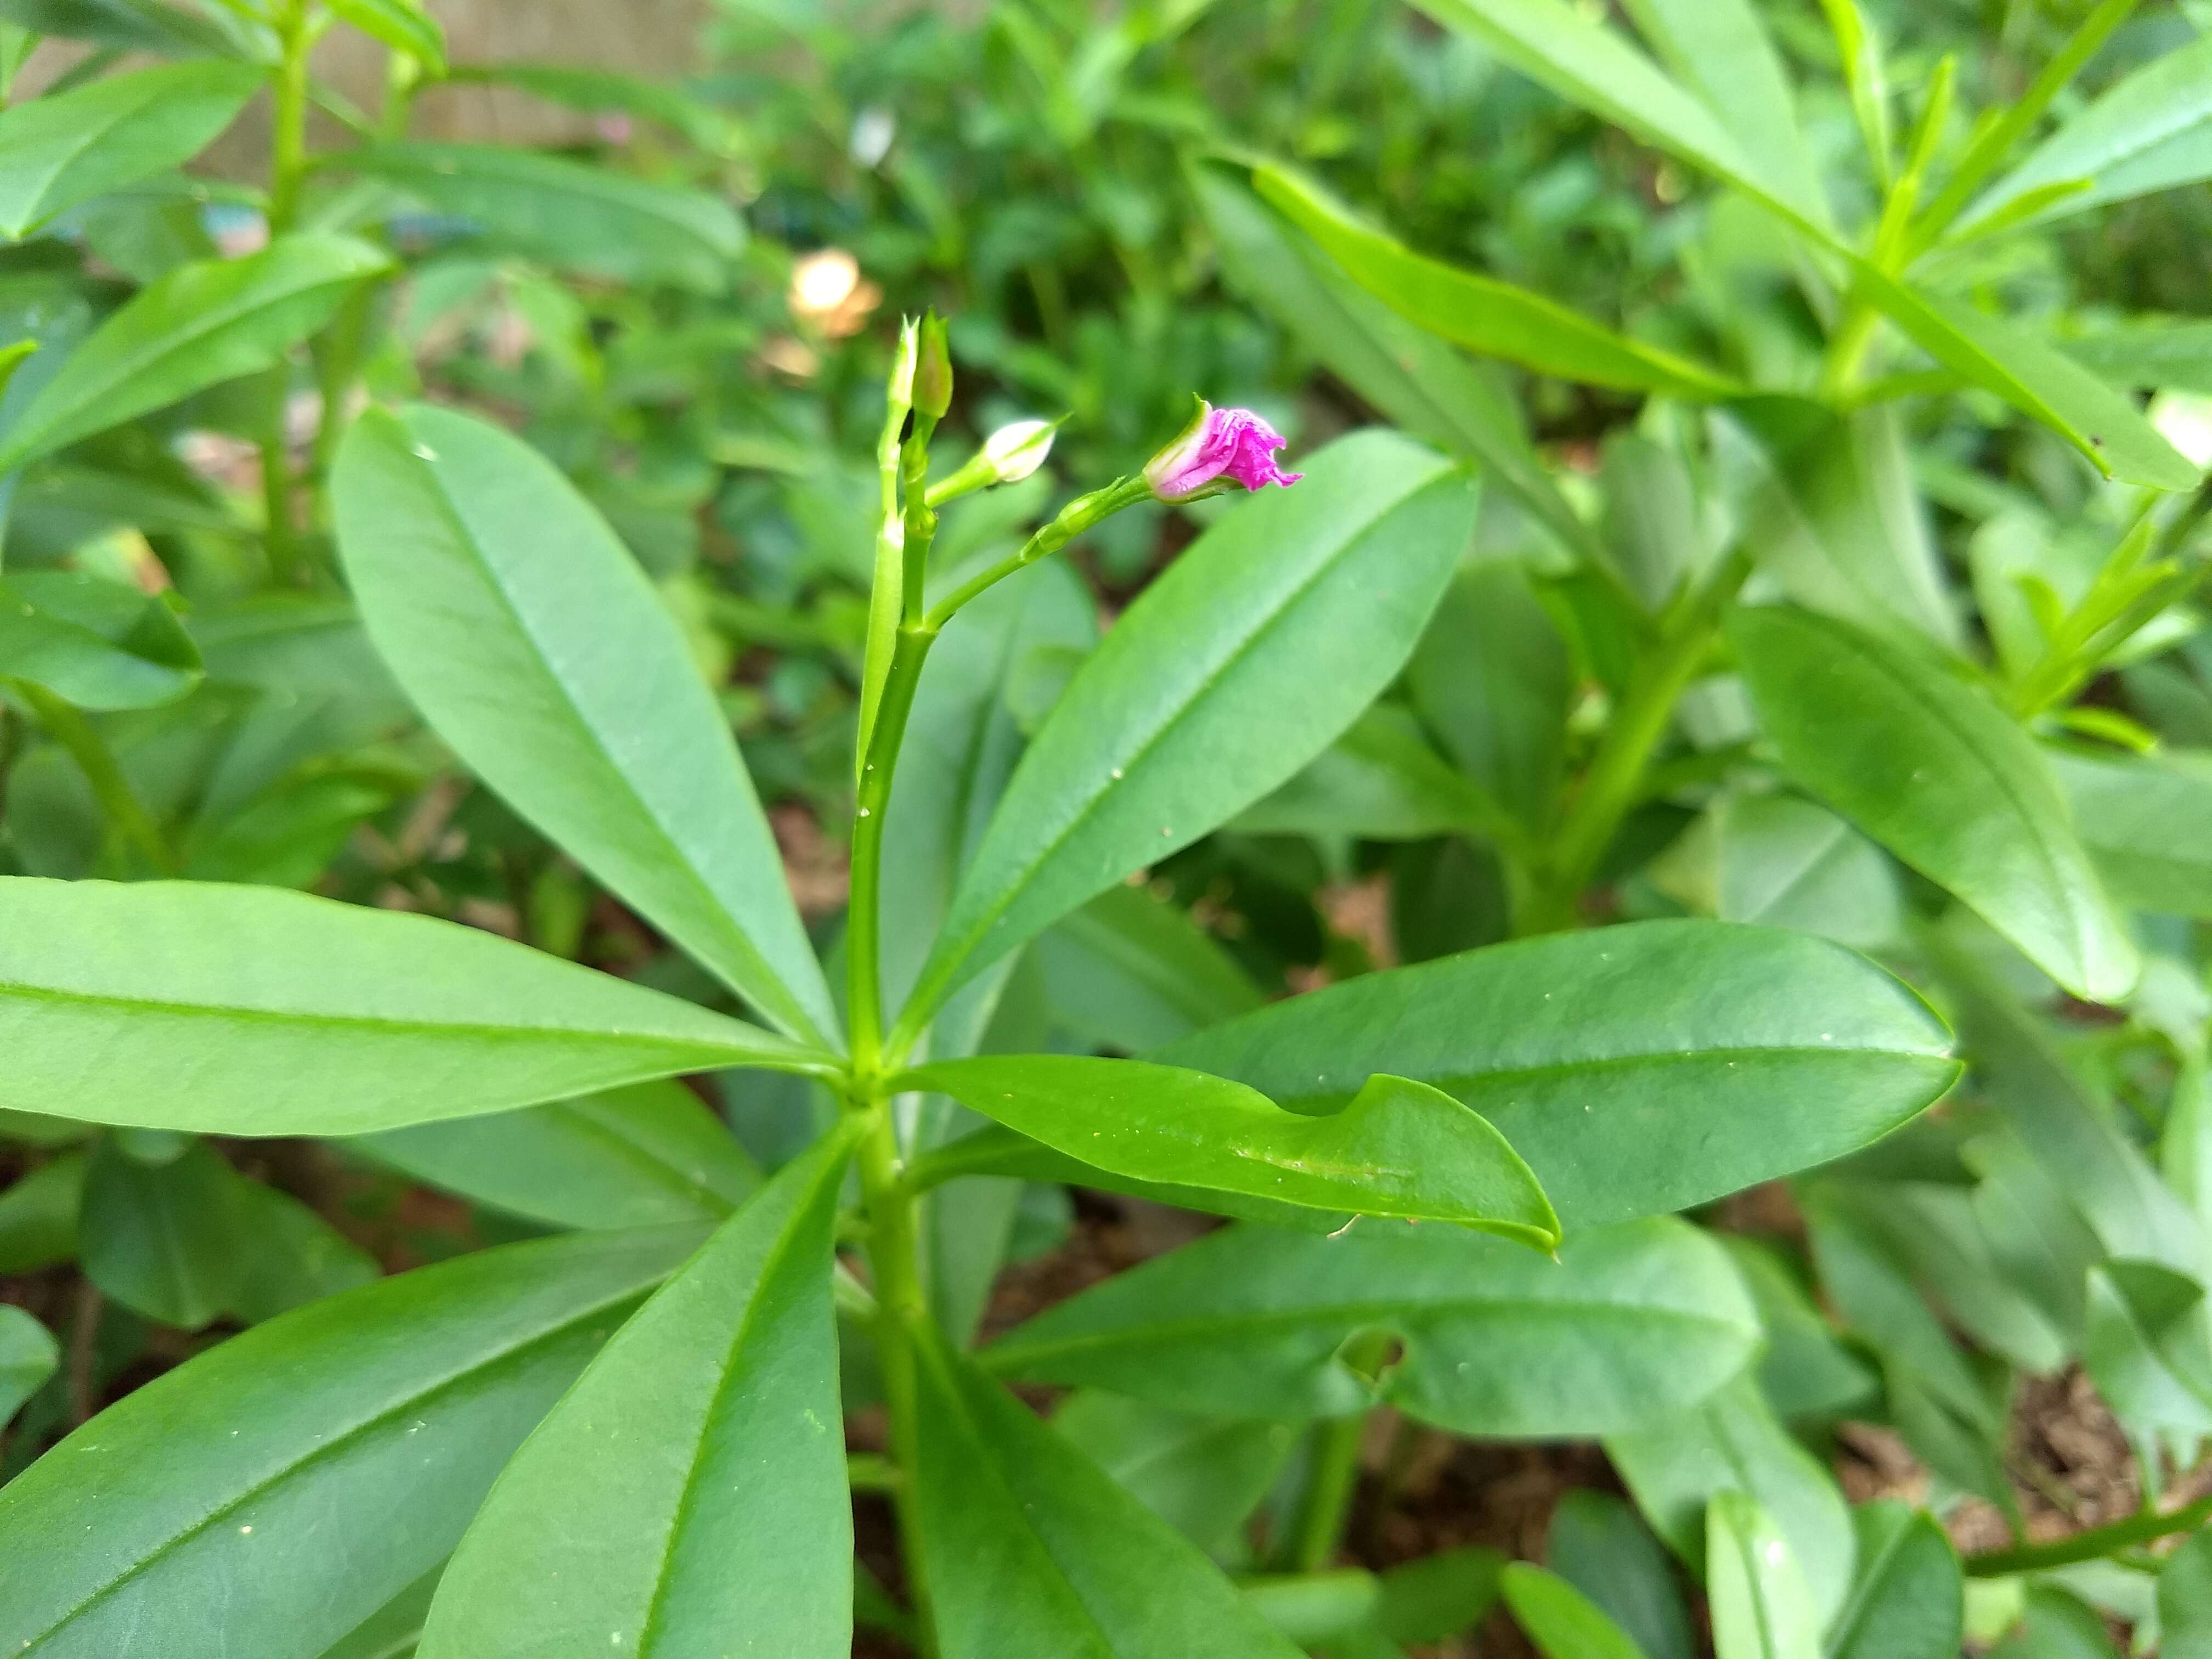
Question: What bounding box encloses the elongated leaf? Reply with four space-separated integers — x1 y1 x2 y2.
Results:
987 1217 1758 1437
315 1567 439 1659
2082 1260 2212 1439
1827 1502 1963 1659
1705 1491 1818 1659
906 1056 1559 1243
1501 1565 1645 1659
1617 0 1826 226
0 1304 57 1424
1966 32 2212 232
327 0 442 71
2052 747 2212 918
1716 793 1901 953
334 403 836 1047
1189 161 1594 561
1408 0 1782 222
1714 400 1959 648
0 569 201 709
418 1137 852 1659
1031 883 1262 1054
1605 1374 1854 1626
898 430 1474 1031
1730 606 2138 1002
353 1080 760 1231
347 144 742 292
0 236 392 473
2063 319 2212 396
0 877 826 1136
911 1327 1304 1659
1547 1492 1695 1659
1258 166 1745 400
1155 920 1956 1227
1053 1391 1296 1558
2161 1529 2212 1657
1234 704 1495 841
0 61 259 239
1844 268 2197 492
0 1152 83 1274
0 1227 697 1659
1408 563 1572 838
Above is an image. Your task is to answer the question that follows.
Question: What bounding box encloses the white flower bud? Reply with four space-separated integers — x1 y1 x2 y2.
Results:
982 418 1057 483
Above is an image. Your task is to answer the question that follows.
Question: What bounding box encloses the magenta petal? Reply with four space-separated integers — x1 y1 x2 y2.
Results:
1144 403 1302 500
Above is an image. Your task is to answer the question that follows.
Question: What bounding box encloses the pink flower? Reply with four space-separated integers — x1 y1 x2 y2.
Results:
1143 400 1303 502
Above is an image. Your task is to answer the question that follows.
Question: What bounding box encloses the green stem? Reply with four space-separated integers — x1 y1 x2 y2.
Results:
922 475 1147 633
846 621 936 1069
1282 1336 1391 1572
13 681 172 873
1964 1493 2212 1577
855 1093 939 1654
1819 301 1882 399
1523 546 1752 933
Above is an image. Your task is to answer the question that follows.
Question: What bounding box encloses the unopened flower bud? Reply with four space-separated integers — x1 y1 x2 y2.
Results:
1143 399 1302 503
885 315 918 411
982 417 1057 483
913 311 952 420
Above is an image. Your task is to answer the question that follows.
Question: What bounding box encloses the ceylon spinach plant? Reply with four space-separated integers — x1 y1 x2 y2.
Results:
0 231 1971 1656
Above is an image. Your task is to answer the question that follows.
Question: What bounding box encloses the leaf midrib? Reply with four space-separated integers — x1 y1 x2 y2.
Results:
916 464 1446 1018
13 1276 658 1651
391 432 819 1045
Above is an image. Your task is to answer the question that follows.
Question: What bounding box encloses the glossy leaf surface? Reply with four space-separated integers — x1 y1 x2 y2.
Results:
0 877 822 1136
988 1218 1757 1436
419 1139 852 1659
1731 606 2137 1001
1499 1564 1646 1659
1826 1502 1963 1659
0 569 201 710
1703 1490 1819 1659
911 1328 1302 1659
354 1080 760 1231
0 236 392 473
899 429 1473 1029
0 61 259 238
907 1056 1559 1243
2052 747 2212 918
1155 920 1956 1226
0 1228 696 1659
334 404 835 1047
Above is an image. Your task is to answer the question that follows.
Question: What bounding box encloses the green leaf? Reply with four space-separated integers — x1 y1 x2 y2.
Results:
910 1326 1304 1659
0 61 260 239
0 0 258 56
987 1217 1758 1437
1406 0 1785 228
1256 165 1746 400
333 403 836 1048
2062 320 2212 396
1053 1391 1296 1558
1371 1549 1505 1645
0 877 826 1136
1714 400 1960 650
0 1226 698 1658
1704 1490 1819 1659
1730 606 2138 1002
1499 1563 1647 1659
1616 0 1827 226
904 1056 1560 1244
448 64 731 149
346 144 742 292
326 0 442 72
1188 160 1595 562
353 1079 760 1231
417 1137 853 1659
2159 1528 2212 1658
896 429 1475 1033
1605 1374 1854 1625
1408 562 1572 839
1826 1502 1963 1659
1717 1235 1878 1423
315 1566 439 1659
1842 270 2198 492
1965 32 2212 233
1987 1587 2119 1657
1031 883 1263 1054
1716 793 1900 952
1154 920 1957 1227
0 1151 84 1274
2051 747 2212 918
0 235 391 473
0 569 201 710
2081 1260 2212 1440
0 1304 57 1425
1233 705 1496 841
1547 1491 1695 1659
